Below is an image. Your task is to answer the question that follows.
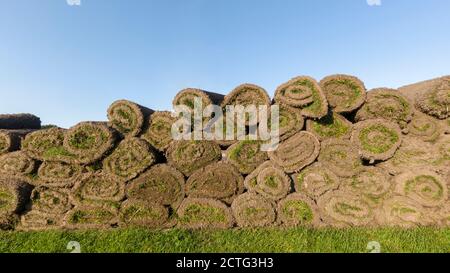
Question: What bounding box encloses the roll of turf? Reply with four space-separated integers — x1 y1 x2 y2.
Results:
21 127 70 162
355 88 413 131
394 170 448 208
0 177 33 216
222 84 271 109
71 171 126 210
166 140 222 176
0 113 41 129
29 186 72 216
36 161 82 188
351 119 402 163
107 99 154 137
141 111 177 152
244 161 291 201
342 166 393 207
186 162 244 204
174 88 225 110
306 111 352 141
376 196 434 227
65 205 119 229
177 198 234 229
268 132 320 174
318 139 362 178
274 76 328 118
319 74 366 113
294 162 341 200
277 193 321 227
407 112 442 142
127 164 185 209
317 190 375 227
225 140 268 175
0 214 19 230
0 129 34 155
19 210 63 231
415 77 450 119
63 121 117 165
276 104 305 141
119 199 171 228
103 137 157 181
231 192 276 228
0 151 37 181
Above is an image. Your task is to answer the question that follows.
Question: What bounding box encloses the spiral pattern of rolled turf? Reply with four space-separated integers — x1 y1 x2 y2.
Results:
127 164 185 209
274 77 328 118
0 178 32 216
376 196 434 227
103 137 157 181
342 166 393 206
319 74 366 113
0 151 36 181
186 162 244 204
394 170 448 208
231 192 276 228
222 84 271 109
36 161 82 188
407 112 442 142
174 88 225 110
29 186 72 215
21 127 70 162
318 139 363 178
107 99 154 137
275 104 305 141
71 171 126 209
65 205 119 229
415 78 450 119
225 140 268 174
166 140 222 177
317 190 375 227
277 193 321 227
306 111 352 141
268 132 320 174
19 210 63 231
244 161 291 201
119 199 171 228
355 88 413 130
177 198 234 229
294 162 340 200
351 119 402 163
141 111 177 152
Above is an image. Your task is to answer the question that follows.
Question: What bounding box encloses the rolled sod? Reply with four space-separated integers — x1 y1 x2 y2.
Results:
376 196 435 227
277 193 321 227
225 140 268 175
107 99 154 137
394 170 448 208
63 122 117 165
317 139 362 178
407 112 442 142
306 111 352 141
36 161 82 188
166 140 222 177
103 137 157 181
71 171 126 210
294 162 341 200
0 151 37 181
127 164 185 209
19 210 63 231
0 113 41 129
342 166 393 207
119 199 171 228
244 161 291 201
222 84 271 109
231 192 276 228
351 119 402 163
21 127 70 162
177 198 234 229
276 104 305 142
186 162 244 205
274 76 328 118
319 74 366 113
141 111 177 152
0 214 19 230
355 88 413 131
268 132 320 174
29 186 72 216
317 190 375 228
65 205 119 229
173 88 225 110
0 129 34 155
415 77 450 119
0 178 33 216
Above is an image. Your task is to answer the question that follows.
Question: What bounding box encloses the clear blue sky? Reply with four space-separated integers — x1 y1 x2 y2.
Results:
0 0 449 128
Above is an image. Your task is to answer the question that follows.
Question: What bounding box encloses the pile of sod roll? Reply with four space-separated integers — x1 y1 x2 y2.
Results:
0 75 449 231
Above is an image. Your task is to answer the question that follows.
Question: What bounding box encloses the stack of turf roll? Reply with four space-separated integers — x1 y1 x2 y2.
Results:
0 74 448 231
